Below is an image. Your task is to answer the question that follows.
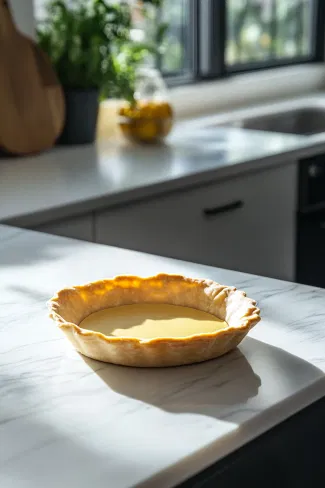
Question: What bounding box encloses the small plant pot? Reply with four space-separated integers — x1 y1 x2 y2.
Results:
57 88 99 145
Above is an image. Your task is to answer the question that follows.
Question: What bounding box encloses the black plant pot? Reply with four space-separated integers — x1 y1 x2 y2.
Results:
57 88 99 145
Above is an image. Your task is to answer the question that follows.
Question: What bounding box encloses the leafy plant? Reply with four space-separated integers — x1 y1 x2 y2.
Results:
106 0 169 104
104 42 152 104
37 0 169 103
37 0 132 90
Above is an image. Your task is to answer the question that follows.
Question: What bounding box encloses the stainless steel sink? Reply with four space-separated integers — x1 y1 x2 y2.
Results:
215 107 325 136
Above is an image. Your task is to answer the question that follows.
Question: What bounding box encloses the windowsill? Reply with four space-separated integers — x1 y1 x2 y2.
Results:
168 63 325 120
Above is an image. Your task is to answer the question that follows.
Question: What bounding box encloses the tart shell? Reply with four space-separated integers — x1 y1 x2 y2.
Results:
48 273 260 367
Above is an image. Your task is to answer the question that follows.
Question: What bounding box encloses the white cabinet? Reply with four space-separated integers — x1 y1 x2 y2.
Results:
95 163 297 281
34 213 94 242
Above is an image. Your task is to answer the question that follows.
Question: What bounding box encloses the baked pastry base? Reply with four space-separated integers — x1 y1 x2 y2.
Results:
48 273 260 367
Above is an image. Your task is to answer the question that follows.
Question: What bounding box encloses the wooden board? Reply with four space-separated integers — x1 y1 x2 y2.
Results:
0 0 65 155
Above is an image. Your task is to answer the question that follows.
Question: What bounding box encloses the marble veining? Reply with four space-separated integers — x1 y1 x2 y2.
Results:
1 225 325 488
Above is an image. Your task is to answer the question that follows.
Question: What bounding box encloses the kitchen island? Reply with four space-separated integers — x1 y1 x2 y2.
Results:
1 224 325 487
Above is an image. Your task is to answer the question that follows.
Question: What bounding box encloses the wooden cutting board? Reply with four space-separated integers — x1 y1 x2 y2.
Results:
0 0 65 155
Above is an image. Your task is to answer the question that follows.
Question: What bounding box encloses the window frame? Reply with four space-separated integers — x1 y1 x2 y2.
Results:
166 0 325 86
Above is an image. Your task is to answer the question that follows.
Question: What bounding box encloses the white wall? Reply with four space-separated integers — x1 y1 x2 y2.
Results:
10 0 35 38
172 64 325 120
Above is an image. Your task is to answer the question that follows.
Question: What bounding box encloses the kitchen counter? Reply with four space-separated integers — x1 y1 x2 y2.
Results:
2 116 325 228
1 224 325 488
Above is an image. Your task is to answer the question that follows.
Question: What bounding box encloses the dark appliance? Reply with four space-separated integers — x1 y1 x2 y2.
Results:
296 153 325 288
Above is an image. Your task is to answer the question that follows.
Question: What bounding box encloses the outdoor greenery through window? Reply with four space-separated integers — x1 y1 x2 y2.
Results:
160 0 191 76
227 0 315 66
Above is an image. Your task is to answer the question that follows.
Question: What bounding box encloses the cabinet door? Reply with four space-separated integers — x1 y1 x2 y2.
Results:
34 213 94 242
95 164 296 280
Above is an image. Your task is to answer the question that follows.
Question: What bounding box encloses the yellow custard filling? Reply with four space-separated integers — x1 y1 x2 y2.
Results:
79 303 228 340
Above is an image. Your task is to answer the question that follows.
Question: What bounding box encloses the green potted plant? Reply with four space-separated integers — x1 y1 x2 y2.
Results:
37 0 132 145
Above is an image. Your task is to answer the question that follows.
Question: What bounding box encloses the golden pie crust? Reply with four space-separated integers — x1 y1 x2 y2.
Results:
48 273 260 367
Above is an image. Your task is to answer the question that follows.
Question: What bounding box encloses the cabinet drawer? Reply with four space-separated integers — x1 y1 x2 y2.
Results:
34 213 94 242
96 164 296 280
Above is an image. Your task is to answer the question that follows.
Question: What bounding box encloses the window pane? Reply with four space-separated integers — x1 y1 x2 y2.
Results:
160 0 191 76
226 0 315 66
275 0 313 58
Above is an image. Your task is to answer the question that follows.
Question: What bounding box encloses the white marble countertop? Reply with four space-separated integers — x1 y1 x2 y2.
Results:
1 224 325 488
3 96 325 227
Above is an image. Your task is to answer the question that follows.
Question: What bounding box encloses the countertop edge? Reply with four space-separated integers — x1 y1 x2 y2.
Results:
138 377 325 488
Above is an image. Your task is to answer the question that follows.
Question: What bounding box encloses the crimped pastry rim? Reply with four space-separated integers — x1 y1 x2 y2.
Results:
48 273 260 346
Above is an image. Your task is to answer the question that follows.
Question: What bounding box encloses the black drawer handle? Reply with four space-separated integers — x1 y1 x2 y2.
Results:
203 200 244 218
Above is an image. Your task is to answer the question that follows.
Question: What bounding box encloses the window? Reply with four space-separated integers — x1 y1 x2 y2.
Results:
33 0 325 82
198 0 324 80
226 0 316 67
167 0 324 82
